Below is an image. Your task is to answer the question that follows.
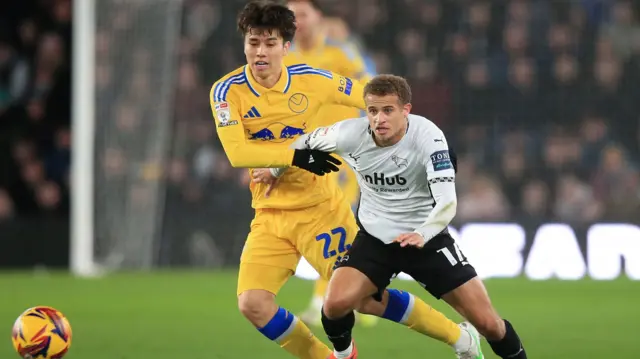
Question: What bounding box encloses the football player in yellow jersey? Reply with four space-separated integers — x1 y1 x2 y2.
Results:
284 0 374 327
210 2 469 359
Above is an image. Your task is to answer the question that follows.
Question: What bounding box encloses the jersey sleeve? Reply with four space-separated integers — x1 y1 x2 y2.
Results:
290 121 346 156
413 123 458 242
317 71 366 110
210 86 294 168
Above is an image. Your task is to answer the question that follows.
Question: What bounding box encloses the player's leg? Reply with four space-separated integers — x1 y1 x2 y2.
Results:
356 289 472 353
406 232 523 359
350 236 476 356
295 199 381 358
441 278 527 359
238 211 332 359
322 266 382 358
301 278 378 328
299 278 328 326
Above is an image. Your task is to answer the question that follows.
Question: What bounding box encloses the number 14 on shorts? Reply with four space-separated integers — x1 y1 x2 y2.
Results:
437 242 469 266
316 227 350 259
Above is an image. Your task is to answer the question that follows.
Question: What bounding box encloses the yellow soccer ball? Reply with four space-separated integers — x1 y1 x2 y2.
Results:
11 306 72 359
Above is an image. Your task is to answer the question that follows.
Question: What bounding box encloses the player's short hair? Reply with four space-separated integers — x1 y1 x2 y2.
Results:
237 0 297 43
364 74 412 105
286 0 323 12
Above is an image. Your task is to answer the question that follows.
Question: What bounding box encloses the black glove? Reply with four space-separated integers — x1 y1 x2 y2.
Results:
448 146 458 173
292 149 342 176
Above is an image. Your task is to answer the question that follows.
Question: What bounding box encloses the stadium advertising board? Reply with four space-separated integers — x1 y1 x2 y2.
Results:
295 223 640 281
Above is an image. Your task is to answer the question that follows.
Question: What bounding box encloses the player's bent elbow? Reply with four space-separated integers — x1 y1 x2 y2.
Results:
226 154 246 168
223 147 254 168
220 144 247 168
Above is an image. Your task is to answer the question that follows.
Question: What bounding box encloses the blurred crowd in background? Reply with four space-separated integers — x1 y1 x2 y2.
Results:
2 0 640 231
0 0 71 221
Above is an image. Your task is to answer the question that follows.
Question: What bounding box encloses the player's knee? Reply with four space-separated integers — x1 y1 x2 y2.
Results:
323 293 358 319
354 294 386 317
237 290 277 326
471 313 505 340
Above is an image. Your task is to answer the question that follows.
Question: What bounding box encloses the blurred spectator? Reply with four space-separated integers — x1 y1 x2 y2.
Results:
554 174 603 223
599 0 640 60
591 144 640 220
519 180 551 221
0 189 15 221
0 0 71 219
457 174 510 221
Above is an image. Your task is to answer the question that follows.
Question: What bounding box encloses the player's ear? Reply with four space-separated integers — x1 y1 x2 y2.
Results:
283 41 291 54
402 103 412 116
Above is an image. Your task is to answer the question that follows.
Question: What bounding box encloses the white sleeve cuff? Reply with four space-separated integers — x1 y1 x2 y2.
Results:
414 181 457 242
270 168 287 178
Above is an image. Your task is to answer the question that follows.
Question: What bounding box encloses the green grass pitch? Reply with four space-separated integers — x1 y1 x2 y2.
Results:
2 271 638 358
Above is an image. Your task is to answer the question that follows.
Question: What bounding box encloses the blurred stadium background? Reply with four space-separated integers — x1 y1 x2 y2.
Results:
1 0 639 358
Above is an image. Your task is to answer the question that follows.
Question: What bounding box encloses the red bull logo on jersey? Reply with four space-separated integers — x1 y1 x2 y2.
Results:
247 122 307 143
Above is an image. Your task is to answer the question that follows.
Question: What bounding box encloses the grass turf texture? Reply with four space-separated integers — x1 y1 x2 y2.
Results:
2 271 638 359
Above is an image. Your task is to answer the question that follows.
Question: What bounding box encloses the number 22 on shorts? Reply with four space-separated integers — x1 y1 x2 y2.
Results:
315 227 349 259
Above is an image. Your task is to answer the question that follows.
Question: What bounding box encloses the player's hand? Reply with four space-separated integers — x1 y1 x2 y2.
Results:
394 233 427 248
251 168 278 198
292 149 341 176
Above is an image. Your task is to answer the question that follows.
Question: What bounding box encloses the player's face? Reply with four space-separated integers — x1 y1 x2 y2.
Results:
244 28 290 79
287 2 321 41
365 94 411 146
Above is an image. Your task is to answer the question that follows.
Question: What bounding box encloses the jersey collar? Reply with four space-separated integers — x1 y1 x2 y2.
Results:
243 64 292 97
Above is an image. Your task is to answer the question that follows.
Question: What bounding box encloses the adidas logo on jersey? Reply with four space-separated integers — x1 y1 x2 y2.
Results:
243 106 261 118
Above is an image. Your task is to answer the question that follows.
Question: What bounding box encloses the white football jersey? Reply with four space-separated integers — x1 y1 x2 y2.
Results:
293 114 456 244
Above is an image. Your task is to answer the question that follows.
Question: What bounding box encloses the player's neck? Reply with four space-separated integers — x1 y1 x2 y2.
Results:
373 131 405 147
251 67 283 89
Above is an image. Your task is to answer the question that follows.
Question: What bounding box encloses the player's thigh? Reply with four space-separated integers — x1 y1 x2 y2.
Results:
441 277 504 338
295 197 359 281
332 229 397 302
323 266 379 318
322 230 393 317
237 212 300 296
403 232 478 300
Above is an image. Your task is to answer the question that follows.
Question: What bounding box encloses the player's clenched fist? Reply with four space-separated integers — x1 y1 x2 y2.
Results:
393 232 427 248
292 149 342 176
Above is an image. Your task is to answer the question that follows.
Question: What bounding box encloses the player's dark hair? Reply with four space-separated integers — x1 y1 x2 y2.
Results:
364 74 412 105
237 0 297 43
286 0 323 12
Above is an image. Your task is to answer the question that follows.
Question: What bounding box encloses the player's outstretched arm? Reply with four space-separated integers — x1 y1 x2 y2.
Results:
269 124 344 177
412 126 458 244
291 123 344 153
211 96 340 175
211 99 294 168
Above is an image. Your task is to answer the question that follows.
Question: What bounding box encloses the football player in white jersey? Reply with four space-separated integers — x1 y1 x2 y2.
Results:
275 74 528 359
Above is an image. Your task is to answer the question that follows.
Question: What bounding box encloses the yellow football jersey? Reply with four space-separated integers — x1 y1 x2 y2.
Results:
285 35 375 207
210 63 365 210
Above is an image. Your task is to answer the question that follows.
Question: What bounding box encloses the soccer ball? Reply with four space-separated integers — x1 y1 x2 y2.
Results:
11 306 72 359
